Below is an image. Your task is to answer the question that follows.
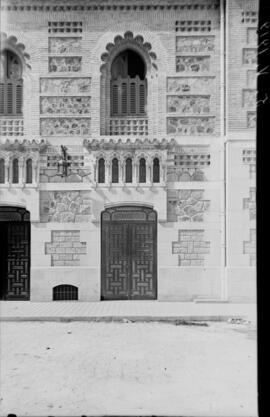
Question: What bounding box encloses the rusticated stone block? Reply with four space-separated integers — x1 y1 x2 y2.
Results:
172 230 210 266
45 230 86 266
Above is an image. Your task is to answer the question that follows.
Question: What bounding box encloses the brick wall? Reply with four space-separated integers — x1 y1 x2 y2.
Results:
45 230 86 266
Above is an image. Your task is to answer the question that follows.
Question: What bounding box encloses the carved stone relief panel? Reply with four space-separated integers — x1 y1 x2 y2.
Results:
167 117 215 135
40 97 91 115
49 37 82 54
242 89 256 108
167 189 210 222
167 77 215 94
40 191 92 222
167 95 210 114
243 48 257 65
176 56 210 72
40 118 91 135
247 112 256 128
49 57 81 72
172 230 210 266
176 36 215 53
247 70 257 88
247 28 257 44
40 77 91 95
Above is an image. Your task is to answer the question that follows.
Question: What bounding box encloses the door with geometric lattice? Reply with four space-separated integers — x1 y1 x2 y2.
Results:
0 207 30 300
101 205 157 300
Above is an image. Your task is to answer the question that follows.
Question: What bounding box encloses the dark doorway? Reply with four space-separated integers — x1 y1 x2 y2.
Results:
0 206 30 300
101 205 157 300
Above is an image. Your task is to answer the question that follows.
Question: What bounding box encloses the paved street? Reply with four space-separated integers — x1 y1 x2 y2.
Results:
0 321 257 416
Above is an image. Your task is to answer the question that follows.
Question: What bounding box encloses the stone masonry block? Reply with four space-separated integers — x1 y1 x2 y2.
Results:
45 230 86 266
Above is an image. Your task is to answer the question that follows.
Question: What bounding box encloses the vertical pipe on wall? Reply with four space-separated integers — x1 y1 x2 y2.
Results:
220 0 228 300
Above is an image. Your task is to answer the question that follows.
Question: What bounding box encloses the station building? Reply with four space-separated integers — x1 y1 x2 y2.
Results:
0 0 257 302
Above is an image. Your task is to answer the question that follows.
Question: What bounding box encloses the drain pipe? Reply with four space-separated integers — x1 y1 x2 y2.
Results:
220 0 228 301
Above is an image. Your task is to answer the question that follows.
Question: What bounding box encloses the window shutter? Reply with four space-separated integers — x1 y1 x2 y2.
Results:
0 159 5 183
139 83 145 115
12 159 19 184
26 159 33 184
112 84 118 115
121 82 128 115
16 83 23 114
130 81 136 114
7 83 13 114
0 83 4 114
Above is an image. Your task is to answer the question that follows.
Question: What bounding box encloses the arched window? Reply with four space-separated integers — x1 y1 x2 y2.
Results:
153 158 160 183
12 158 19 183
110 49 147 117
125 158 132 183
98 158 105 183
53 285 78 301
139 158 146 183
0 50 23 116
0 159 5 183
25 158 33 183
112 158 119 183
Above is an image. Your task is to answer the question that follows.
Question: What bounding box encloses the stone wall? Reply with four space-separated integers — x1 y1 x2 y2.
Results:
167 190 210 222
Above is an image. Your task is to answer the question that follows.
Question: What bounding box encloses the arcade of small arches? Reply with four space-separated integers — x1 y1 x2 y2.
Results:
94 154 164 184
0 155 38 185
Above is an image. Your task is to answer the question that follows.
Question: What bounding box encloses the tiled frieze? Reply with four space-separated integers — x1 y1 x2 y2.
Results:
167 95 210 114
243 229 256 266
243 187 256 220
48 56 81 72
40 97 91 115
176 36 215 53
172 230 210 266
40 118 90 135
167 77 215 94
176 56 210 72
45 231 86 266
40 191 92 223
167 116 215 135
167 190 210 222
40 78 91 95
48 37 82 54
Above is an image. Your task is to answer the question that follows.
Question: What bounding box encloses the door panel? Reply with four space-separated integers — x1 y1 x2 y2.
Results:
101 206 157 300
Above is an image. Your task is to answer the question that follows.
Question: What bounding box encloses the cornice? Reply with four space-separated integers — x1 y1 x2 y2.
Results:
83 137 176 151
0 1 220 12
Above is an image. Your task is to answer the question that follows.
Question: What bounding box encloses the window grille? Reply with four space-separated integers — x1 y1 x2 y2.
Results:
0 159 5 183
26 159 32 184
139 158 146 183
0 50 23 116
53 285 78 301
98 158 105 183
112 158 119 183
111 76 147 116
12 159 19 183
153 158 160 183
125 158 132 183
175 20 211 32
48 21 82 34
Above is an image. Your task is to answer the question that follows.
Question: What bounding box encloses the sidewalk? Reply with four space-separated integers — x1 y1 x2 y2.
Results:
0 301 257 323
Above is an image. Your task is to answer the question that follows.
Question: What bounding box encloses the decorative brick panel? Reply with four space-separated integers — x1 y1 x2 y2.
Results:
167 95 210 114
242 89 256 109
40 78 91 95
167 77 215 94
168 190 210 222
176 56 210 73
48 37 82 54
243 48 257 65
176 36 215 53
0 118 23 136
243 229 256 266
40 191 92 222
243 187 256 220
48 21 82 34
167 116 215 135
167 147 210 182
40 97 91 115
175 20 212 33
49 57 81 72
45 231 86 266
172 230 210 266
40 118 90 136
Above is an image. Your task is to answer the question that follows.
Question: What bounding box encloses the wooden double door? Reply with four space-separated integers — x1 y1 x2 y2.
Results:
101 205 157 300
0 207 30 300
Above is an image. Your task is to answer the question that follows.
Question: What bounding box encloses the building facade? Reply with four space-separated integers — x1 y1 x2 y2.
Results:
0 0 257 302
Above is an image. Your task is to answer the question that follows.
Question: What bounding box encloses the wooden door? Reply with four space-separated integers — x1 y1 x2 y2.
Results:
101 206 157 300
0 207 30 300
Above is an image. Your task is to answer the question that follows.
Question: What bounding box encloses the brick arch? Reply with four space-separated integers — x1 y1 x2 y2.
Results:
0 32 31 71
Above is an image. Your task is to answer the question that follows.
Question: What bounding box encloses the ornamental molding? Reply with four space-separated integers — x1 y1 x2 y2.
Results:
100 31 157 73
0 138 47 152
0 1 220 12
83 138 175 151
0 32 31 69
